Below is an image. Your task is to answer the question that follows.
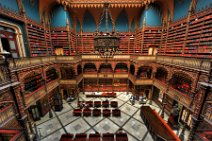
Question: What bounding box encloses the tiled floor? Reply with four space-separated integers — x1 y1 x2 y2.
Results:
33 92 189 141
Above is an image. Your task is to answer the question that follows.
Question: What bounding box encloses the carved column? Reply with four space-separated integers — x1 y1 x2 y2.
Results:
188 84 209 140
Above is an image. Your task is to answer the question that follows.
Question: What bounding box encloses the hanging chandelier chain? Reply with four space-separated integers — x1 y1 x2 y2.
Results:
108 8 115 32
97 6 106 32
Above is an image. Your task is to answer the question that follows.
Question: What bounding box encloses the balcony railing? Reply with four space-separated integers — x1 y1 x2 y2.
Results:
7 55 211 73
156 56 211 71
24 86 46 107
0 105 15 126
153 78 192 108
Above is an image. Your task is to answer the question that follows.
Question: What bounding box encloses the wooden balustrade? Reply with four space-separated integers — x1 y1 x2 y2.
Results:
153 78 192 108
156 56 211 71
0 105 15 126
24 87 46 107
135 79 153 85
7 55 211 72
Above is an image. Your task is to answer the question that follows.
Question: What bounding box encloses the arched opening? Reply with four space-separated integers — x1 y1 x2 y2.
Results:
77 64 82 75
137 66 152 79
130 64 135 75
170 72 192 94
155 67 168 82
46 67 58 83
24 72 44 93
82 11 96 32
99 63 113 73
0 21 26 57
115 63 128 73
83 63 97 73
61 66 75 79
115 10 129 32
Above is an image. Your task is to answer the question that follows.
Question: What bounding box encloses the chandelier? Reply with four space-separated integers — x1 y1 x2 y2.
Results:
94 3 120 58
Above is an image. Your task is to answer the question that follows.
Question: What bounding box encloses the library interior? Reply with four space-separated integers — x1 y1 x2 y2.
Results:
0 0 211 141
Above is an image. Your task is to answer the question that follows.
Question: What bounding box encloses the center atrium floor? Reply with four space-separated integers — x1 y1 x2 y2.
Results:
33 92 189 141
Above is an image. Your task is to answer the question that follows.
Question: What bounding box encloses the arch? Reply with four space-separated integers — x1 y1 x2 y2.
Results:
99 63 113 73
76 20 81 32
115 63 128 73
50 5 72 27
139 3 162 27
0 21 26 57
98 12 113 32
23 72 43 92
155 67 168 82
77 64 82 75
131 19 135 32
115 10 129 32
82 11 96 32
61 66 75 79
130 64 135 75
137 66 152 79
83 63 97 73
45 67 58 82
170 71 193 94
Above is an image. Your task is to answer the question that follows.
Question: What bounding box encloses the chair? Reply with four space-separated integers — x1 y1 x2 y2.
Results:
112 109 121 117
111 101 118 108
88 133 101 141
102 133 114 141
102 100 109 108
115 133 128 141
83 108 92 117
60 134 74 141
74 133 87 141
103 109 111 117
73 109 82 116
78 101 84 107
94 101 101 107
93 109 101 117
86 101 93 107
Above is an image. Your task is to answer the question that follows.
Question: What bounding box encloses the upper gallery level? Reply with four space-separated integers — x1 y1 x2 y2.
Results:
0 0 212 58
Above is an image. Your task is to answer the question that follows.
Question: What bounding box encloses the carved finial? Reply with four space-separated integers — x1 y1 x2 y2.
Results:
66 18 69 25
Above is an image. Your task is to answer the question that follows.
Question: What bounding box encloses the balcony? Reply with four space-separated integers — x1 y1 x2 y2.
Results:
24 87 46 108
153 79 192 108
0 104 15 127
156 56 211 71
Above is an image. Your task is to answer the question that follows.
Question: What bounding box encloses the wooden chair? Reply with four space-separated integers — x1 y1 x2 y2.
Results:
83 108 92 117
73 109 82 116
93 108 101 117
115 133 128 141
103 109 111 117
60 134 74 141
86 101 93 107
94 101 101 108
112 109 121 117
111 101 118 108
102 100 109 108
88 133 101 141
74 133 87 141
102 133 114 141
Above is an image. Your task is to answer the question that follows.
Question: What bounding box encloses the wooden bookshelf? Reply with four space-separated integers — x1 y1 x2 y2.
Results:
143 27 161 55
186 9 212 57
119 33 129 54
27 23 47 57
24 73 44 93
51 28 70 55
134 29 143 54
129 34 135 54
46 68 58 83
166 19 187 55
44 23 53 55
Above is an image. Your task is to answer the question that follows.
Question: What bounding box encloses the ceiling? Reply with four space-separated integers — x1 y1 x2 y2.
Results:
39 0 174 24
